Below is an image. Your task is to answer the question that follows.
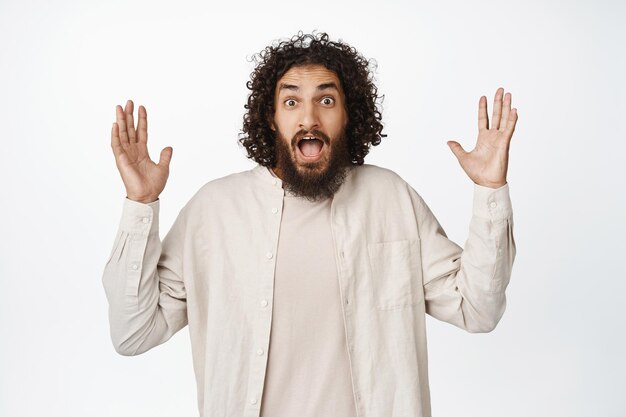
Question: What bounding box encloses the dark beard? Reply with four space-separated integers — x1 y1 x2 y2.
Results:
273 128 352 202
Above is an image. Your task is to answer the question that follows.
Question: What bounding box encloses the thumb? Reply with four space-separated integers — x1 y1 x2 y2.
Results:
447 140 467 161
158 146 173 167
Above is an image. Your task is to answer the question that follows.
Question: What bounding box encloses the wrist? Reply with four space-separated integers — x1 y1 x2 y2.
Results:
126 195 159 204
475 180 507 189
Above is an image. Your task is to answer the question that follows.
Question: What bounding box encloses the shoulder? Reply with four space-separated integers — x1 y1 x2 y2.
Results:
200 168 256 191
347 163 410 190
333 163 416 206
183 167 258 211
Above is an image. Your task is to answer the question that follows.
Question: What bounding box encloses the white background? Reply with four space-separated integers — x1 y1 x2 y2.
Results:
1 0 625 416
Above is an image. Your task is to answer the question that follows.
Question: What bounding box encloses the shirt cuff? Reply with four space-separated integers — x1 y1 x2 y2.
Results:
118 197 160 236
472 183 512 221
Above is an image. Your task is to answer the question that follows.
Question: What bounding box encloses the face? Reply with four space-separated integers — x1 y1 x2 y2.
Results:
271 64 351 201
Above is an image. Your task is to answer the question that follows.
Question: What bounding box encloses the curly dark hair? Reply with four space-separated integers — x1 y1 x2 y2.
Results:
238 31 386 167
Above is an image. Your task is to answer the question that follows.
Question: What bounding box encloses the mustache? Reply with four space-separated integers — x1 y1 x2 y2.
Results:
290 129 331 147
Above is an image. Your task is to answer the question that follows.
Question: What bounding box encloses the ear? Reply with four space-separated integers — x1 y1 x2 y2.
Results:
268 114 276 132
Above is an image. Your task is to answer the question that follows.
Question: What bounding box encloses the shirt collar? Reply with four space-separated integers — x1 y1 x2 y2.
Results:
252 164 285 191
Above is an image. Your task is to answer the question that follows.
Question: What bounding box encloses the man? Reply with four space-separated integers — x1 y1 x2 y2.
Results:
103 32 518 417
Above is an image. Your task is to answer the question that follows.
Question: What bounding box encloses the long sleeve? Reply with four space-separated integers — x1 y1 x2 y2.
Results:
411 183 516 333
102 197 188 355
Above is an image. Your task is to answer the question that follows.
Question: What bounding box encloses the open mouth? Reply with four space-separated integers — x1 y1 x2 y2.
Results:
296 136 325 161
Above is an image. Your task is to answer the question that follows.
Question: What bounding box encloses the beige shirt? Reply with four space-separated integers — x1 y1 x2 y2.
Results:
102 163 516 417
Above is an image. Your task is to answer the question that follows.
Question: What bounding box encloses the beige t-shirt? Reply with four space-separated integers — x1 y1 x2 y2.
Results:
259 179 358 416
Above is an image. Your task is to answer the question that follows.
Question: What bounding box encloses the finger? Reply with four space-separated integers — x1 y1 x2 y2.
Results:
504 108 518 137
491 87 504 130
478 96 489 131
499 92 511 132
137 105 148 144
125 100 137 143
447 140 467 161
111 122 123 157
158 146 173 167
115 105 129 145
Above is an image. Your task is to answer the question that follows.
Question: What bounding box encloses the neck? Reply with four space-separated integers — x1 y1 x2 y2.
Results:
270 165 284 180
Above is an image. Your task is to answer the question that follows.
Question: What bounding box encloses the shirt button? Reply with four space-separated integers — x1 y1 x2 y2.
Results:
250 398 257 405
272 179 277 186
131 264 139 270
256 348 264 356
260 299 268 307
340 251 345 259
271 207 278 214
266 252 273 259
490 202 497 208
142 217 149 223
345 298 350 305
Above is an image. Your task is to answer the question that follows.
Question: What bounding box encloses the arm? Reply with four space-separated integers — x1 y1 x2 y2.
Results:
418 87 519 332
412 183 515 333
103 100 185 355
102 197 188 355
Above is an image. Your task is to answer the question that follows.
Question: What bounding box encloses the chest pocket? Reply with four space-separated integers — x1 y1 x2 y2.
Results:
367 239 423 310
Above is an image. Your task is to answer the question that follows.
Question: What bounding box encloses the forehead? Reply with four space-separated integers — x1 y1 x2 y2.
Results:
275 64 343 93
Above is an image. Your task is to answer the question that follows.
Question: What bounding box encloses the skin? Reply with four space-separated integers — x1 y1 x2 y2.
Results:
110 75 518 202
270 64 349 180
447 87 519 189
111 101 172 203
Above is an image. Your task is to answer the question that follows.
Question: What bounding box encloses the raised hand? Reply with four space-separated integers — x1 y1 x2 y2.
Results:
110 100 173 203
447 87 519 189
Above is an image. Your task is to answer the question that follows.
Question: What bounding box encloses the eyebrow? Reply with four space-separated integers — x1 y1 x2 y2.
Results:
278 82 340 93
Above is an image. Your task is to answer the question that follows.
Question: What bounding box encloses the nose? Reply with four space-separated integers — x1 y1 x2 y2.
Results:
299 102 320 132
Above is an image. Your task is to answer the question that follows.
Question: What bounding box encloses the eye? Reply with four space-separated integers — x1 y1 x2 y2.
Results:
284 99 297 107
321 97 335 105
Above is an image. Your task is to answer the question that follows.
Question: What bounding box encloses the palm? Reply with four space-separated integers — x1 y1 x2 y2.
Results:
110 100 173 203
447 88 518 188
